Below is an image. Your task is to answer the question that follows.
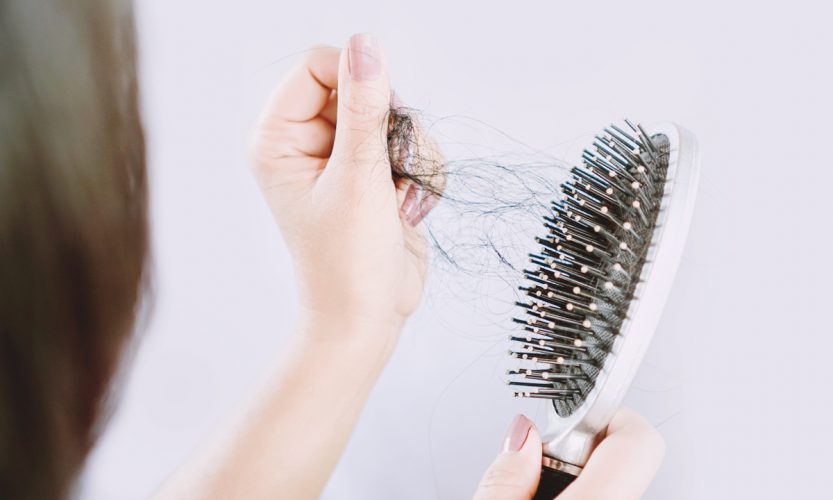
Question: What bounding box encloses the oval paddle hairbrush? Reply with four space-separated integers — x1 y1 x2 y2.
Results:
507 121 700 499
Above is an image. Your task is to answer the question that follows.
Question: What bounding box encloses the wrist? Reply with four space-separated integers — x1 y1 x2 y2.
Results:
296 307 404 358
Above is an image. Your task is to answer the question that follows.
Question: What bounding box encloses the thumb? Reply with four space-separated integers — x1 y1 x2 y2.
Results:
473 415 542 500
330 33 392 183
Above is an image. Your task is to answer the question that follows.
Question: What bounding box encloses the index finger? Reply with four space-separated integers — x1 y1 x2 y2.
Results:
557 408 666 500
265 46 340 123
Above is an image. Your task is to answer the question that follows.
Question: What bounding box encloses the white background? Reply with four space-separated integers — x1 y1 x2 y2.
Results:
79 1 833 499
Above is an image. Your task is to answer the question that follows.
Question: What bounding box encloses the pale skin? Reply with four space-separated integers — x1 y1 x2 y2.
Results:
155 34 664 500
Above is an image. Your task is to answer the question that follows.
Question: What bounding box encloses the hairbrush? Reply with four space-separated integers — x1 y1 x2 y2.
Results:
507 121 700 499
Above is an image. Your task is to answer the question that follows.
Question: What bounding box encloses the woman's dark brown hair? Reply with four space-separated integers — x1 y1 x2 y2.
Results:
0 1 148 498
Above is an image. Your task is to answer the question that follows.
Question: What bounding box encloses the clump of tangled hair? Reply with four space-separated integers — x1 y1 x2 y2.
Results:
0 1 148 498
387 102 444 196
386 103 566 282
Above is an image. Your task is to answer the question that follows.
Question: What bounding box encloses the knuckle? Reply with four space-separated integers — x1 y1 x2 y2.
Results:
341 84 389 118
646 426 666 454
478 464 524 492
300 44 336 66
334 124 387 163
248 134 271 176
249 124 294 178
342 91 381 117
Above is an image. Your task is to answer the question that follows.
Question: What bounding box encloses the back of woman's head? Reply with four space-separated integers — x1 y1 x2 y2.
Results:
0 1 147 497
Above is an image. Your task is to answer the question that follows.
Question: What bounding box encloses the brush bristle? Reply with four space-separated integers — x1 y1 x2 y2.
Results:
507 120 670 417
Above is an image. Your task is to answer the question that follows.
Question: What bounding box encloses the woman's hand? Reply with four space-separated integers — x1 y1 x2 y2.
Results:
473 409 665 500
251 34 438 339
156 35 441 500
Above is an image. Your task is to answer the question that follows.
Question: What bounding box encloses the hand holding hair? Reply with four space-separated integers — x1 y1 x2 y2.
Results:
251 34 441 334
473 409 665 500
155 34 441 499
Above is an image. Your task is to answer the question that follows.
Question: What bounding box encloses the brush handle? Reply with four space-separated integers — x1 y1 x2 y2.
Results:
532 463 578 500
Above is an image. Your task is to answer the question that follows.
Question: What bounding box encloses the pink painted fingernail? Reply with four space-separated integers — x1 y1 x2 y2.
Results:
501 414 533 453
347 33 381 81
401 183 437 227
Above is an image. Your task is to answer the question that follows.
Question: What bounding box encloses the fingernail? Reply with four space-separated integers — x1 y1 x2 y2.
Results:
401 183 437 227
348 33 381 81
501 414 533 453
